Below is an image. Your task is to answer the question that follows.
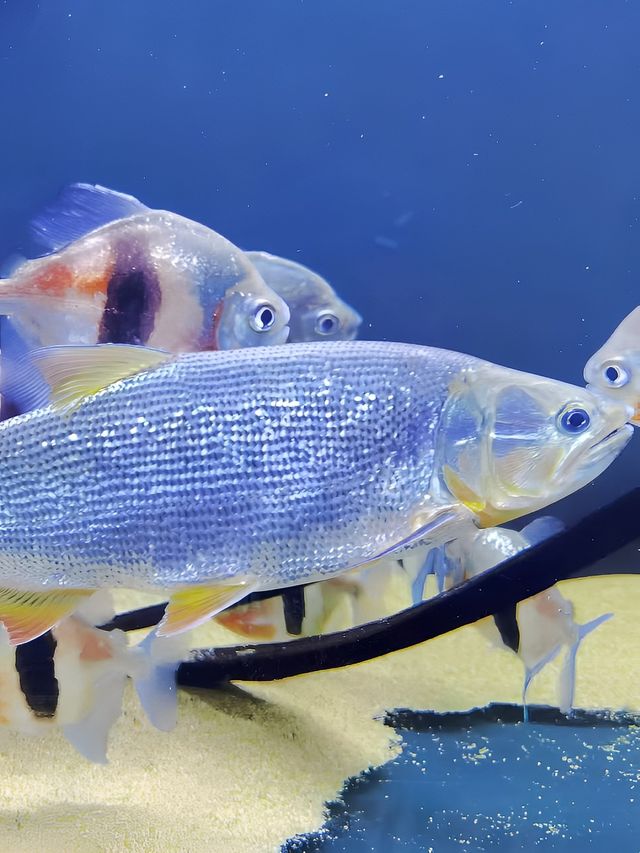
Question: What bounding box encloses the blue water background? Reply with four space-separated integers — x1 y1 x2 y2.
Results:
1 1 640 520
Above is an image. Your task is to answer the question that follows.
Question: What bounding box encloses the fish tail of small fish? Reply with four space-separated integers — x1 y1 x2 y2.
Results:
558 612 613 715
130 629 191 732
62 668 128 764
522 644 563 723
59 616 187 762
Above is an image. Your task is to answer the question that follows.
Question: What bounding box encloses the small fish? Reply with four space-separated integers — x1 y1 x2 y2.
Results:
0 339 629 646
245 251 362 342
222 519 611 721
447 522 612 718
0 183 290 355
0 592 187 763
584 306 640 423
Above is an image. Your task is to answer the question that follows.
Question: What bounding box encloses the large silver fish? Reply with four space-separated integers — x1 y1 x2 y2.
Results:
0 184 290 353
0 340 631 645
246 250 362 342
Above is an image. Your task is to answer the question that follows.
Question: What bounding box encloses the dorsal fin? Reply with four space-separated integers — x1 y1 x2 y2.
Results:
31 184 149 253
30 343 171 409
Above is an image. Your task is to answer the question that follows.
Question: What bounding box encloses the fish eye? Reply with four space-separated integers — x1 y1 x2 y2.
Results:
315 312 340 336
250 303 276 332
602 361 630 388
558 406 591 434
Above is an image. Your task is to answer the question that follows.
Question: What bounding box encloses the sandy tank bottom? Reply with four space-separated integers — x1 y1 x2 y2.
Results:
0 573 635 853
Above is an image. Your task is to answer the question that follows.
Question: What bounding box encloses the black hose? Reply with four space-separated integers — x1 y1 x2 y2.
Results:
174 488 640 686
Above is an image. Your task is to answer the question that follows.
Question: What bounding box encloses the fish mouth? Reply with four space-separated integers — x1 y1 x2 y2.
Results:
585 424 633 463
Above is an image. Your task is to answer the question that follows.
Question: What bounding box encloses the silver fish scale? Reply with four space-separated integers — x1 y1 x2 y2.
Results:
0 341 478 591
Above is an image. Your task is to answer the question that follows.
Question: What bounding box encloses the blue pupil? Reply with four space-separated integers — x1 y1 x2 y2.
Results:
561 408 590 433
605 365 621 383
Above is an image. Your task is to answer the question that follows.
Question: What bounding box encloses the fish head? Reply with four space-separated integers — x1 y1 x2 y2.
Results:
213 279 291 349
434 365 633 525
584 307 640 423
289 291 363 343
245 251 362 342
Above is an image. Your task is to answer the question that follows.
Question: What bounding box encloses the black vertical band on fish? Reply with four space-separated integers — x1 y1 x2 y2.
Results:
282 586 306 635
492 606 520 653
175 488 640 685
14 632 58 717
98 243 161 345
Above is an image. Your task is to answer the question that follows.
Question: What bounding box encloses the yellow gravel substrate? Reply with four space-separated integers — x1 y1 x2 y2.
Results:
0 575 636 852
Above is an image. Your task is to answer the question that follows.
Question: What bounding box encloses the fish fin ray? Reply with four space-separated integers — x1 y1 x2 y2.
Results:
349 504 475 569
0 587 93 645
31 343 170 409
31 183 149 252
158 582 254 637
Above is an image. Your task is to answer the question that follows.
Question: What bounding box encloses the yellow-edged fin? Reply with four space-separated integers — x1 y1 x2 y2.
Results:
443 465 523 527
0 587 93 645
158 582 254 637
31 344 171 410
443 464 486 515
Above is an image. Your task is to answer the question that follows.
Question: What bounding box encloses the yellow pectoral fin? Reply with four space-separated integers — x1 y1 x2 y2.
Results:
443 465 486 514
443 465 518 527
158 582 254 638
0 587 94 645
31 343 171 410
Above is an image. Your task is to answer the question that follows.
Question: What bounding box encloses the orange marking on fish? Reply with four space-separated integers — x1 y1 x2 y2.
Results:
30 259 114 300
78 630 114 662
33 261 74 296
632 402 640 425
216 606 277 640
75 266 113 298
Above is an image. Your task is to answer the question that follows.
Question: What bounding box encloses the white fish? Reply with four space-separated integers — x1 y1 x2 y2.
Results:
0 592 188 763
447 521 612 718
584 306 640 423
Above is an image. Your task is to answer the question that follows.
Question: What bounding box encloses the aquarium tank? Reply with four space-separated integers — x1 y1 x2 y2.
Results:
0 1 639 850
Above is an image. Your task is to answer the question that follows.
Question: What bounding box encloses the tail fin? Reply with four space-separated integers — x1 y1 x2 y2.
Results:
521 643 563 722
558 613 613 714
132 629 190 732
62 669 127 764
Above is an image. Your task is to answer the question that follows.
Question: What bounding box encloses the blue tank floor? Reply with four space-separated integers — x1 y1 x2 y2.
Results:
285 706 640 851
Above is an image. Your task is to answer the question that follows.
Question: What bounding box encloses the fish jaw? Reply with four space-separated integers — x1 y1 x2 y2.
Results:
572 422 634 484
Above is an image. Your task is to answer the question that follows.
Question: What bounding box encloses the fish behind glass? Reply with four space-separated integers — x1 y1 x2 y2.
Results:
246 250 362 342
